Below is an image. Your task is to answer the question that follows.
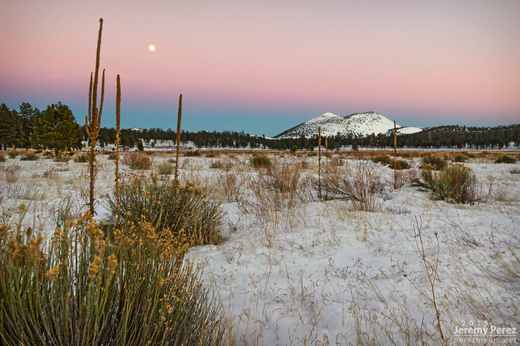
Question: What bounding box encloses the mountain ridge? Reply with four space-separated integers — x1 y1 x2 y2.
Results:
275 112 422 138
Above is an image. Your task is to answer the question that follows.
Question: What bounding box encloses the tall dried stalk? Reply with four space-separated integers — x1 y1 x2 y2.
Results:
394 121 397 189
115 74 121 224
174 94 183 181
318 127 322 199
413 216 446 342
325 138 328 200
85 18 105 215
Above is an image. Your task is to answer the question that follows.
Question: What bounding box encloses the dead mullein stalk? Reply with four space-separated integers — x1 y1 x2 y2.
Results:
394 120 398 189
85 18 105 215
174 94 182 181
115 74 121 224
325 138 328 200
318 126 322 199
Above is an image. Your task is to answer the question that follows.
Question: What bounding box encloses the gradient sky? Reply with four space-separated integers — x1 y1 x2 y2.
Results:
1 1 519 136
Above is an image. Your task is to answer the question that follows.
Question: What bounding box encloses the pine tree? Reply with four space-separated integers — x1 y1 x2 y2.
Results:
0 104 16 150
18 102 40 149
30 102 81 155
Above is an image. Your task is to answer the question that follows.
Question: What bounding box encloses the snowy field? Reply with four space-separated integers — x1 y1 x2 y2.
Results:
1 150 519 345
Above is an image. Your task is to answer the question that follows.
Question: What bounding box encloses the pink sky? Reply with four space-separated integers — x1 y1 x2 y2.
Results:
1 1 519 135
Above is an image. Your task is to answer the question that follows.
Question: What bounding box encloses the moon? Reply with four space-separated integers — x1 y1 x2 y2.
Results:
149 45 155 52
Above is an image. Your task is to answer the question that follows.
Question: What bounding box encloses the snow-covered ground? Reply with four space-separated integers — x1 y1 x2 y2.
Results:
1 150 519 344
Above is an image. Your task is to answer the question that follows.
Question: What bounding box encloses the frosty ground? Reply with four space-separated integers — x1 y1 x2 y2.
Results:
1 150 519 345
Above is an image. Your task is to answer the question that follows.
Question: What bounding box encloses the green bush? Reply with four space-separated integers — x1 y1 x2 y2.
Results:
421 155 447 170
109 177 223 246
185 150 201 157
211 160 224 169
20 152 39 161
8 151 18 159
452 154 468 162
0 215 225 345
372 155 393 165
389 159 410 170
156 163 174 175
495 155 517 164
418 164 477 204
290 145 298 155
461 151 475 158
250 155 271 168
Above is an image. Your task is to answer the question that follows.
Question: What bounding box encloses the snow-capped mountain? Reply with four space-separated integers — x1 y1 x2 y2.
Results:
275 112 422 138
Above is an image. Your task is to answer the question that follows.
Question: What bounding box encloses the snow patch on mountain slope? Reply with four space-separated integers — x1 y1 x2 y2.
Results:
276 111 422 138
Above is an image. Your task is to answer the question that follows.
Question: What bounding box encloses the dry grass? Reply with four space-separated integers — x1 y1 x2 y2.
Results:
321 160 386 211
215 170 248 203
2 150 520 344
121 152 152 170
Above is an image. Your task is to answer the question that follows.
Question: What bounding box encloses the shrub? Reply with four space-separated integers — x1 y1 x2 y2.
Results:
420 155 447 170
461 151 475 158
0 215 225 345
211 160 224 169
307 152 317 157
250 155 271 168
156 163 174 175
73 154 89 163
371 155 393 165
495 155 517 164
8 151 18 159
418 163 477 204
185 150 201 157
122 152 152 170
290 145 298 155
20 152 38 161
54 153 69 162
260 162 301 193
3 164 22 183
108 153 117 160
452 154 468 162
109 177 223 246
0 154 6 163
389 159 410 170
216 171 246 203
322 161 385 211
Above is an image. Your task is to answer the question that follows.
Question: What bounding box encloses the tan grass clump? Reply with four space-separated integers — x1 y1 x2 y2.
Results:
121 152 152 170
322 160 385 211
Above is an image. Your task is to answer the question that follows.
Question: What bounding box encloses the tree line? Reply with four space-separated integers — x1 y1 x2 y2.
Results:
2 102 519 152
1 102 82 154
